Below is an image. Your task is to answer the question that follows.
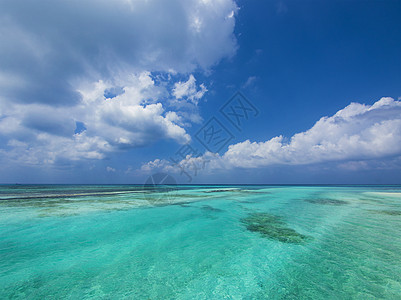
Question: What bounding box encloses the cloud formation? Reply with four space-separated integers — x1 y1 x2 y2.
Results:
0 72 192 164
172 74 208 105
0 0 237 105
0 0 238 165
221 97 401 168
144 97 401 172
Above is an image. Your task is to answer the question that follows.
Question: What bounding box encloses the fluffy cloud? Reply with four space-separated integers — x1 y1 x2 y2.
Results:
220 97 401 168
169 74 208 125
0 0 238 165
0 0 237 105
172 74 208 105
141 158 172 172
0 72 191 165
144 97 401 172
106 166 116 172
222 98 401 168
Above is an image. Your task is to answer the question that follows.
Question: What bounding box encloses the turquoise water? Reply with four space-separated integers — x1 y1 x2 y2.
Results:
0 185 400 299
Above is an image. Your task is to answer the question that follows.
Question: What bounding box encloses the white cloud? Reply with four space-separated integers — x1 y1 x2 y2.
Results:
144 97 401 172
220 97 401 168
0 132 112 165
337 156 401 171
0 0 237 105
106 166 116 172
0 72 191 165
172 74 208 105
242 76 257 89
141 159 172 172
0 0 238 166
169 74 208 125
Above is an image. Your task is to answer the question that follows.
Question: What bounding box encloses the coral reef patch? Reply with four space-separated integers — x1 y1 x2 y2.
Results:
241 212 312 244
305 198 348 205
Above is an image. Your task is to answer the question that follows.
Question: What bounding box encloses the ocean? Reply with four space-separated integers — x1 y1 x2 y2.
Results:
0 185 400 299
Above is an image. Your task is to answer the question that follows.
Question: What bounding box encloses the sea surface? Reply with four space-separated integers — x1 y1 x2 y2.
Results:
0 184 400 299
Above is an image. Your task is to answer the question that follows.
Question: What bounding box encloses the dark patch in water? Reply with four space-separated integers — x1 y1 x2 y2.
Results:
233 190 265 194
203 189 237 193
368 210 401 216
238 205 258 212
238 200 255 204
241 212 312 244
305 198 348 206
201 205 224 212
203 189 264 195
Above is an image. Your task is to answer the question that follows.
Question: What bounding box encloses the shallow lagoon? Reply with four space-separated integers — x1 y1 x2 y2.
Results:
0 185 400 299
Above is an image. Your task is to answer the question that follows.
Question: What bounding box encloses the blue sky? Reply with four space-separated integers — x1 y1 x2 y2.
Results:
0 0 400 184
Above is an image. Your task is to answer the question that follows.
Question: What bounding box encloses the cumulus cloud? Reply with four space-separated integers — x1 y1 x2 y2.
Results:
106 166 116 172
172 74 208 105
0 0 238 166
170 74 208 124
0 72 191 165
144 97 401 172
141 159 172 172
1 132 112 165
220 97 401 168
0 0 237 105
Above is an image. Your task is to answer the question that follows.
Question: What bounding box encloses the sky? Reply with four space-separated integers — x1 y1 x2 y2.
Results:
0 0 400 184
